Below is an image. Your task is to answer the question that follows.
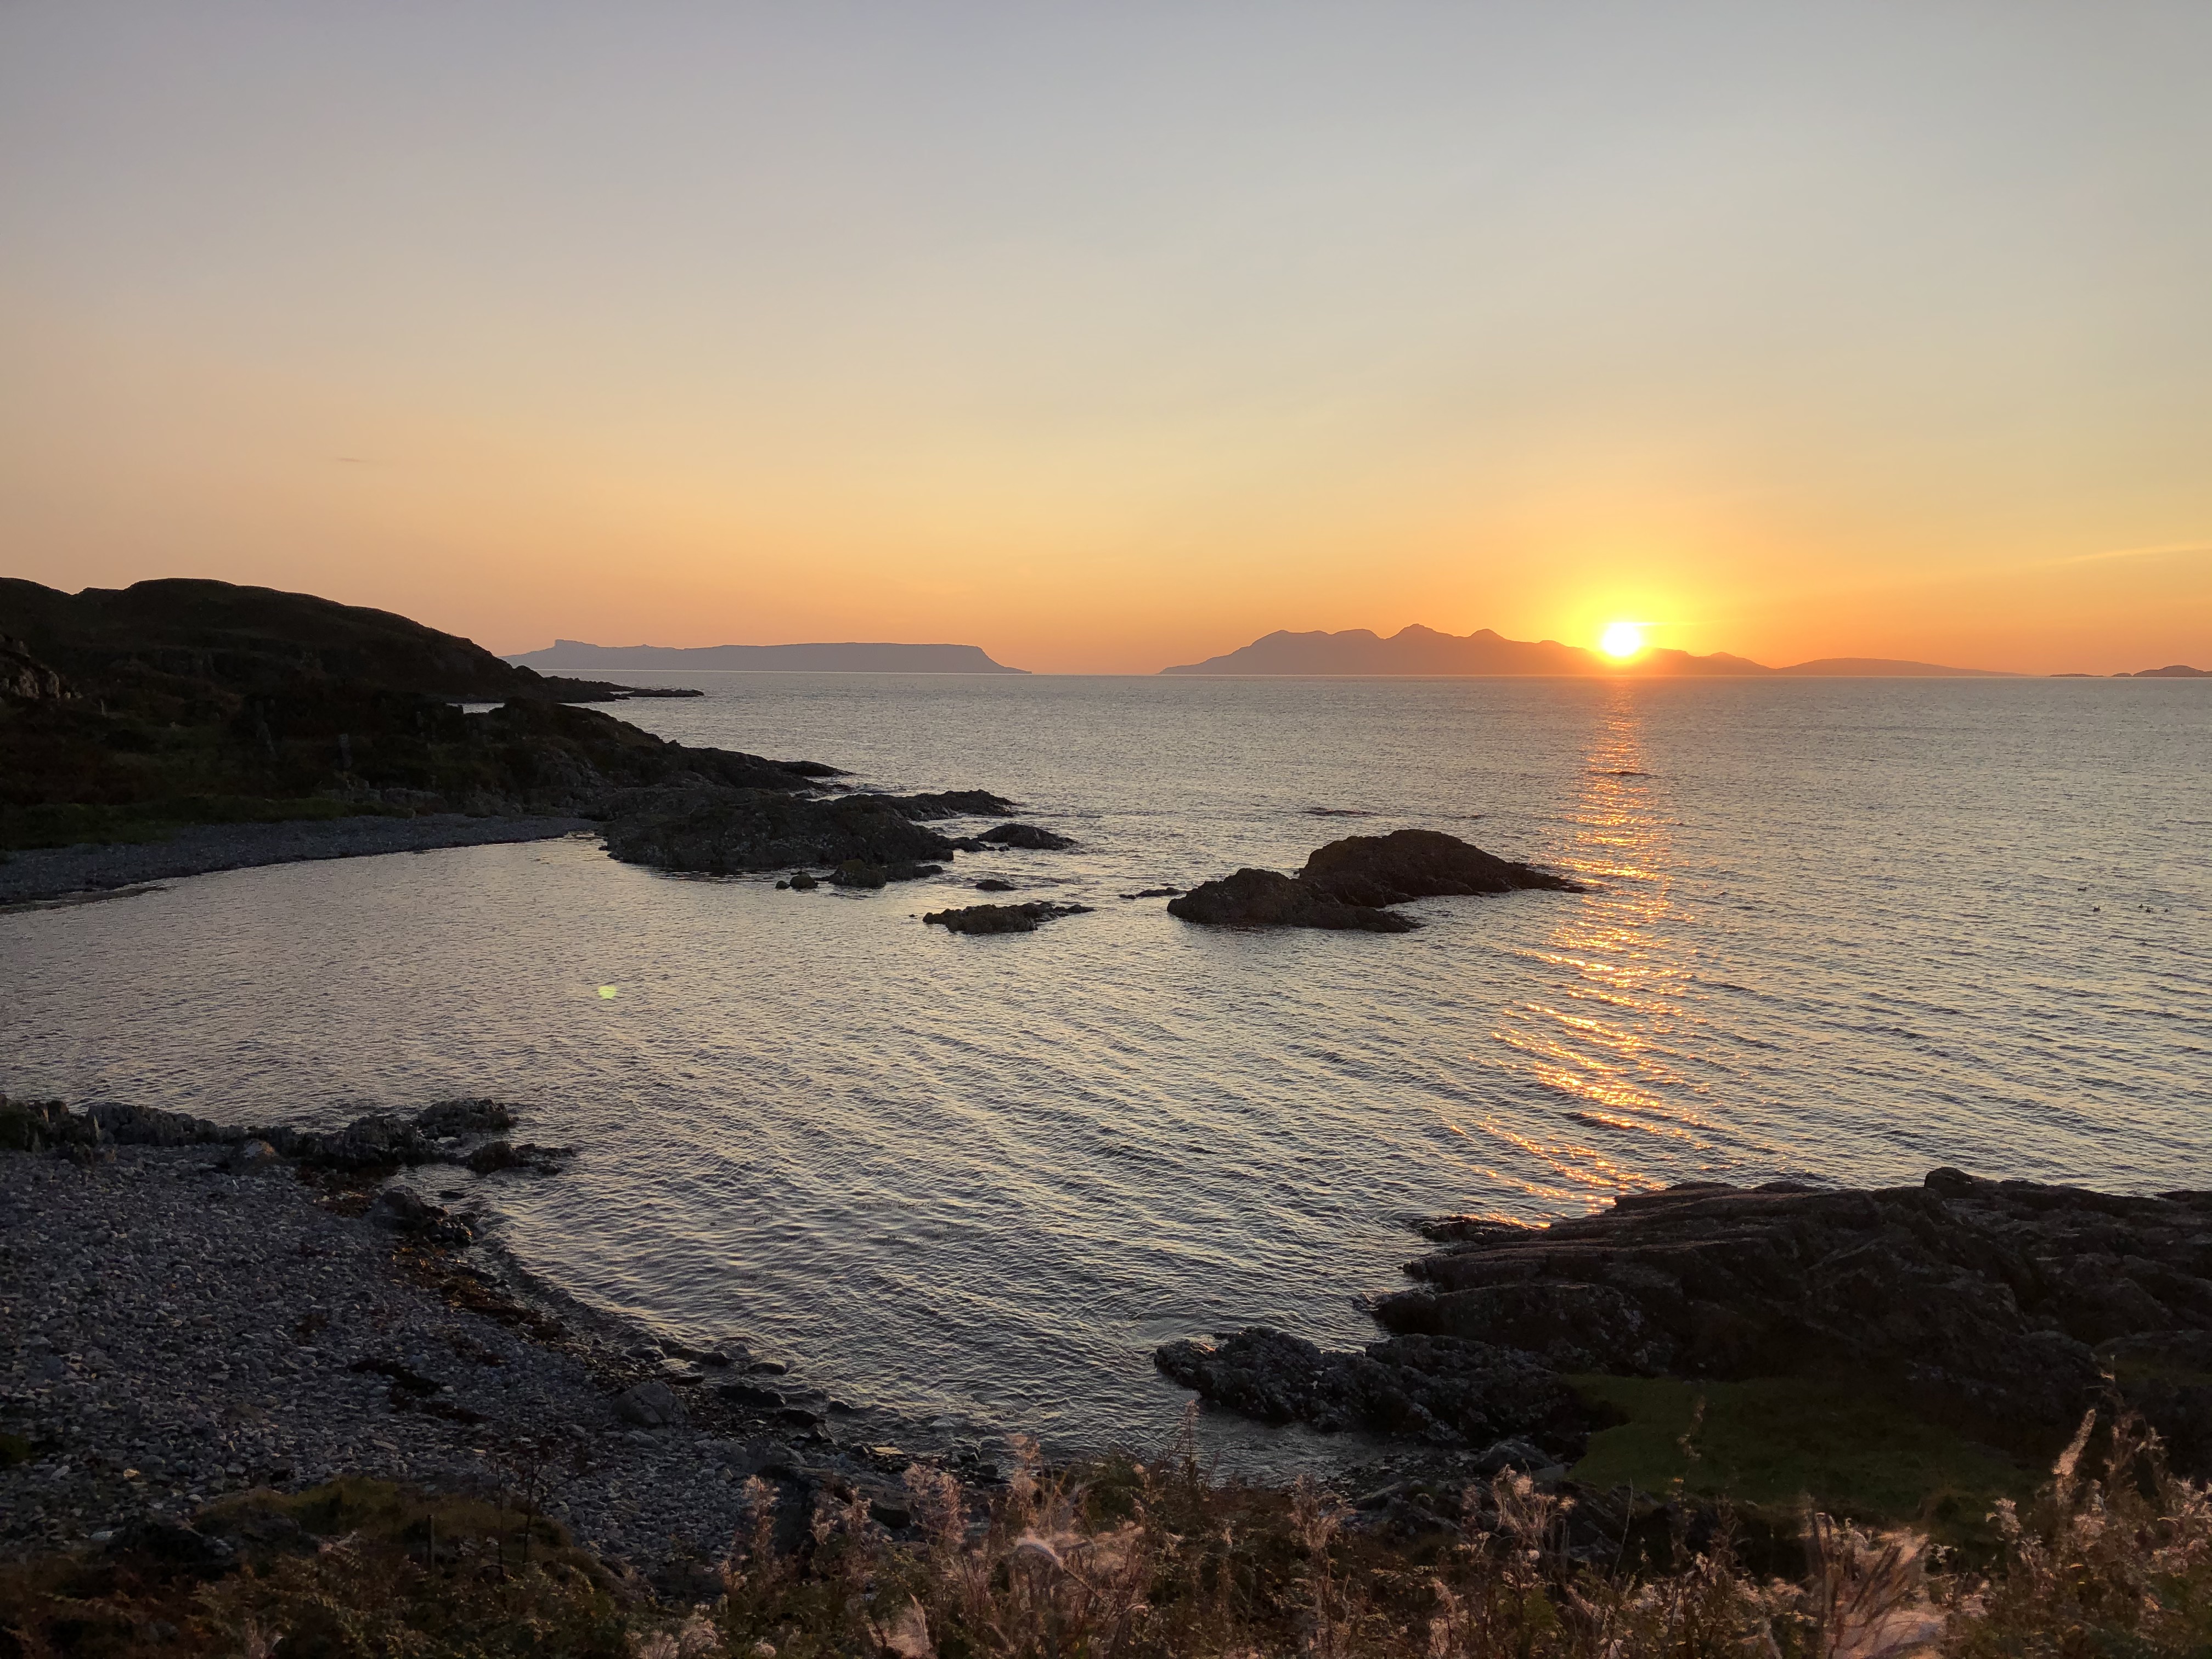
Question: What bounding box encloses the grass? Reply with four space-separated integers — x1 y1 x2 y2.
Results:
1567 1374 2038 1547
0 795 395 851
1 1414 2205 1657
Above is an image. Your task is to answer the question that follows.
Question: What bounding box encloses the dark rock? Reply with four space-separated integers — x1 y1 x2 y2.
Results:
776 759 850 777
614 1381 687 1429
977 822 1076 850
716 1381 788 1409
1301 827 1581 905
1154 1327 1595 1456
602 787 964 877
922 901 1093 935
827 858 943 888
1155 1172 2212 1469
885 789 1016 820
258 1098 523 1173
369 1188 475 1245
974 878 1018 892
1121 887 1181 899
787 872 819 890
1167 868 1416 932
463 1139 574 1176
1170 829 1579 933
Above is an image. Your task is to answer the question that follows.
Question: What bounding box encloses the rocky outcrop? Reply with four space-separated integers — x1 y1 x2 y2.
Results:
0 1094 531 1176
827 859 943 888
0 635 67 701
599 788 966 876
1155 1328 1598 1463
923 901 1093 935
1169 830 1578 932
1155 1171 2212 1472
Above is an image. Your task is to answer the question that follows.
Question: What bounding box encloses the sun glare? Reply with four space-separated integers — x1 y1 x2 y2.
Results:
1599 620 1645 659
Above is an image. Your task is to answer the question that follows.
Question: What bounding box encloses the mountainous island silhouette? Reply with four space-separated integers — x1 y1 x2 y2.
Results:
1159 625 2014 677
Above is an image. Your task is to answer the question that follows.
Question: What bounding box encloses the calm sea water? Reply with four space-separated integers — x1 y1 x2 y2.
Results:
7 676 2209 1469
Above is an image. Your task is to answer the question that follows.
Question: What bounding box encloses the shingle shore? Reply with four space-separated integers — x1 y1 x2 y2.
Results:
0 814 594 907
0 1144 956 1572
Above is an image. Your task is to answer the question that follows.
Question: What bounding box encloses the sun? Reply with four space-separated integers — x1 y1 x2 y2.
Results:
1599 620 1645 659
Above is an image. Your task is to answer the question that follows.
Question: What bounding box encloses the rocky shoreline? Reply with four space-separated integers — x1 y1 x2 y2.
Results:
1156 1172 2212 1479
0 1101 1014 1583
0 814 595 908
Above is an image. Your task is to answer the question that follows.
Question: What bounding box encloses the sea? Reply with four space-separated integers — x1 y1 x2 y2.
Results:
7 674 2209 1471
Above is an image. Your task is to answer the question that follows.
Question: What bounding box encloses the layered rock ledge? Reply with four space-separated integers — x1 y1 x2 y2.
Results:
1156 1171 2212 1476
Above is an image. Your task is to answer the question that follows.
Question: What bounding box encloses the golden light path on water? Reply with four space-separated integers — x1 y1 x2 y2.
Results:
1467 686 1790 1214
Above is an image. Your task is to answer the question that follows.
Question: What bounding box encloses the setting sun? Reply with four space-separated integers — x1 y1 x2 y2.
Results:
1599 620 1645 659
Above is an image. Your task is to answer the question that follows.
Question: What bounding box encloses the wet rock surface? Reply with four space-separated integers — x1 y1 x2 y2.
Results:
923 901 1094 935
1158 1171 2212 1473
1169 828 1578 932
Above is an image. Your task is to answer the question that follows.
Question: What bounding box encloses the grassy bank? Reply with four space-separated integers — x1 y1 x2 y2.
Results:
3 1412 2204 1658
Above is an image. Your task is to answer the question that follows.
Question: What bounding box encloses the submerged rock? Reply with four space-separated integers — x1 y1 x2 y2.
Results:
828 859 943 889
976 822 1076 850
1156 1171 2212 1472
1169 829 1578 933
922 901 1093 935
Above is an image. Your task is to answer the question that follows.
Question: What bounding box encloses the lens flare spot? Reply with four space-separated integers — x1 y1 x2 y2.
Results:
597 984 619 999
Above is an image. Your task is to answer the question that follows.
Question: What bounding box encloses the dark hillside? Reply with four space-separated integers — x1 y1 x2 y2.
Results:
0 577 623 704
0 579 828 849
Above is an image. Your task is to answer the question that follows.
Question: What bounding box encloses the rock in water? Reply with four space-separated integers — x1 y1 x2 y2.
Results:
1169 828 1577 932
600 788 963 876
977 822 1076 850
1168 868 1417 932
923 901 1093 935
1300 827 1581 904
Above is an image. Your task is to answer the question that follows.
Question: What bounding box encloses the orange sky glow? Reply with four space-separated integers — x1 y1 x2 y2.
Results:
3 4 2209 675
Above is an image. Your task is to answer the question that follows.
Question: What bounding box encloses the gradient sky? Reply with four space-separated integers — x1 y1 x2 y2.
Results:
4 2 2209 673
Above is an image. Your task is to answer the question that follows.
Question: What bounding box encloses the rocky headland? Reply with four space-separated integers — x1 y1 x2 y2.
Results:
1168 827 1582 933
1156 1172 2212 1478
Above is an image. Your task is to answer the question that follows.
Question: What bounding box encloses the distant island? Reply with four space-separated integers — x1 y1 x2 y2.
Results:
1160 624 2015 678
507 639 1028 674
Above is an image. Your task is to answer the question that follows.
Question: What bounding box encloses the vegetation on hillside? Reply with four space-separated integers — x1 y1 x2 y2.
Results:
0 578 813 848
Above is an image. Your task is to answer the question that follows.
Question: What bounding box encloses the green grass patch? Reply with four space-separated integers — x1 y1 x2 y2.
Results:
1568 1374 2037 1544
0 794 390 850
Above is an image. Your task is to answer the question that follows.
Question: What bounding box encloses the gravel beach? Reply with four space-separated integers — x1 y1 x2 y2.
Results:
0 1141 979 1577
0 814 596 907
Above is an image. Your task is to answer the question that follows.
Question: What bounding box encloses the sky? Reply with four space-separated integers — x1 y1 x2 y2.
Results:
4 2 2210 674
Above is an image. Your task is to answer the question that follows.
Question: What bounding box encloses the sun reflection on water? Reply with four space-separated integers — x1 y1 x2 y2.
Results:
1469 685 1769 1212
